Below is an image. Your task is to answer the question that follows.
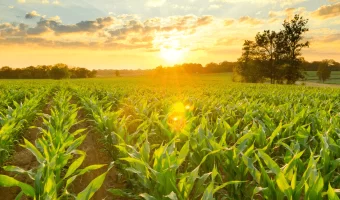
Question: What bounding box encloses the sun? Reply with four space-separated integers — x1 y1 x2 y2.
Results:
160 47 183 63
157 38 188 64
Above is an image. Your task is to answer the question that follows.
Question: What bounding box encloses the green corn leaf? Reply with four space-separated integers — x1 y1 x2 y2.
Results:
76 162 114 200
21 138 45 164
276 172 292 198
64 151 85 179
3 165 28 174
139 193 157 200
257 150 280 175
327 184 340 200
0 175 35 197
177 141 189 166
76 171 107 200
213 181 246 194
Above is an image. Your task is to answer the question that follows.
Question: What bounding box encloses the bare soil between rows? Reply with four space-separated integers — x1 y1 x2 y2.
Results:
68 106 128 200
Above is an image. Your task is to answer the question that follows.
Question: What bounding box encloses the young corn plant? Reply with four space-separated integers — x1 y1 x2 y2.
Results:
0 89 113 199
0 88 49 164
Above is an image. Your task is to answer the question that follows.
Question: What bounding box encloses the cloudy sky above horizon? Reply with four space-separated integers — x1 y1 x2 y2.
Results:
0 0 339 69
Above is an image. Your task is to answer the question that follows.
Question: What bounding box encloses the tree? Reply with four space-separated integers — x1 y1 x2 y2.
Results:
234 40 265 83
317 60 333 83
234 14 309 84
115 70 120 77
281 14 309 84
49 63 70 80
255 30 277 83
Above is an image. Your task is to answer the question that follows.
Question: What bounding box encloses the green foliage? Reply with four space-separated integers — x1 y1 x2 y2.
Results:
0 88 111 199
317 60 333 83
49 63 71 80
235 14 309 84
1 76 340 199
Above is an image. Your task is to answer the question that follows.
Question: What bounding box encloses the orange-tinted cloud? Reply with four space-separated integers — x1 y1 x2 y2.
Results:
312 3 340 19
239 16 263 25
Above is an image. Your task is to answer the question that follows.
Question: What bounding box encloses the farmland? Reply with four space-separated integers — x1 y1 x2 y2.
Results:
305 71 340 84
0 74 339 200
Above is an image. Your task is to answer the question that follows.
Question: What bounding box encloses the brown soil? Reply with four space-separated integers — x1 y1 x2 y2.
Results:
69 108 127 200
0 100 53 200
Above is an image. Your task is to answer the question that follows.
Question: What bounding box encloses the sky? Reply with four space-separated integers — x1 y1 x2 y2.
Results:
0 0 339 69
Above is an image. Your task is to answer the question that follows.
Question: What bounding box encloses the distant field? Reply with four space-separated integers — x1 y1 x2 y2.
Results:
305 71 340 84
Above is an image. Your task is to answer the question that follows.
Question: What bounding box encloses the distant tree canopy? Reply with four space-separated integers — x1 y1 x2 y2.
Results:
95 62 236 77
153 62 235 75
0 63 97 79
317 60 334 83
234 14 310 84
303 59 340 71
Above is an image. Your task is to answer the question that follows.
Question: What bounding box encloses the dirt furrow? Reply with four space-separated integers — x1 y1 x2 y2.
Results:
69 108 127 200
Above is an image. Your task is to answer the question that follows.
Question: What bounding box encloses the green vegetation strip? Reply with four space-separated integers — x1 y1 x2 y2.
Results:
75 80 340 200
0 89 113 199
0 87 50 164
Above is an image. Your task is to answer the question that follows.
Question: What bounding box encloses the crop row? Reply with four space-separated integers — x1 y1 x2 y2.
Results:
0 88 112 199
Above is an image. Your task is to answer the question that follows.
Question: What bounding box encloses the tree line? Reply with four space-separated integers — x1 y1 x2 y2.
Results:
96 62 235 77
0 63 97 79
234 14 310 84
96 59 339 79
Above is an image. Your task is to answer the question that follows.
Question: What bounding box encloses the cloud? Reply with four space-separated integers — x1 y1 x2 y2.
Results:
239 16 263 25
268 7 306 19
17 0 25 3
108 15 214 39
25 10 41 19
312 3 340 19
209 0 306 7
0 15 214 51
26 16 115 35
224 19 234 26
145 0 166 7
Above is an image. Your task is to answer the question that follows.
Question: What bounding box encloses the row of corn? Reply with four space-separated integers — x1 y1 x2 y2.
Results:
0 87 50 164
0 88 112 199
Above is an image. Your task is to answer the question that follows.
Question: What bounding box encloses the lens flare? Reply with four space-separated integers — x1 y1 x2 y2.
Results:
167 102 192 131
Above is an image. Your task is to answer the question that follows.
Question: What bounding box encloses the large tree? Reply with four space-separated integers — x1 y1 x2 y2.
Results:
255 30 277 83
234 40 266 83
281 14 309 84
234 14 309 84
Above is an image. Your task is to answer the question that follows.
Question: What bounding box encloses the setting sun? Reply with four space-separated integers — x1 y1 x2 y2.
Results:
160 47 184 63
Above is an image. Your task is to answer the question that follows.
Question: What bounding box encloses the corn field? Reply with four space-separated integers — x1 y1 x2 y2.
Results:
0 76 339 200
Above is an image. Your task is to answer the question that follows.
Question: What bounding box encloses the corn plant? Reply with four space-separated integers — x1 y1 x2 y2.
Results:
0 89 113 199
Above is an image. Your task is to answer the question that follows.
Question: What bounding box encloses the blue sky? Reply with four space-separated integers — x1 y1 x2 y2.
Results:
0 0 339 69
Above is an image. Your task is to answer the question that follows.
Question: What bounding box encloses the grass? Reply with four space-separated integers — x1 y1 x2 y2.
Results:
305 71 340 84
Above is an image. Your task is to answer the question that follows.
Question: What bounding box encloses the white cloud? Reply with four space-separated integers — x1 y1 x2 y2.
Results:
209 0 306 7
